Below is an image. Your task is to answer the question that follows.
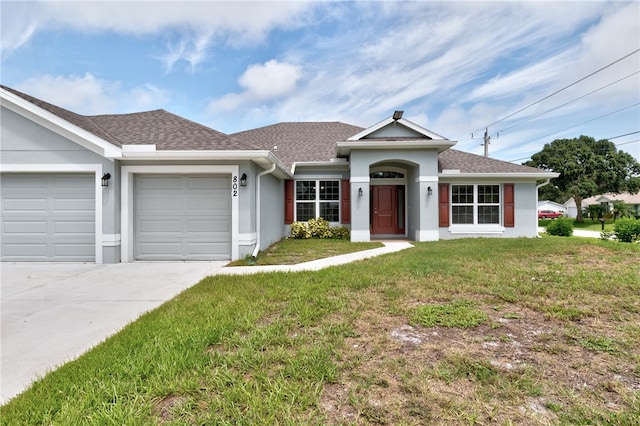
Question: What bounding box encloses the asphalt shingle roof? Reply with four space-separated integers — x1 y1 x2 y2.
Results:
438 149 545 174
231 122 365 169
2 85 256 151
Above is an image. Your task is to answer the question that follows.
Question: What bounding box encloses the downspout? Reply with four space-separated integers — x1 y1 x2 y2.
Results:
535 179 550 238
251 162 277 258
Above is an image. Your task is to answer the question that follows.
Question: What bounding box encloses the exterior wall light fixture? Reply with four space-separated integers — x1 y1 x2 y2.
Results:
392 110 404 120
240 173 247 187
101 173 111 187
358 187 363 197
427 186 433 196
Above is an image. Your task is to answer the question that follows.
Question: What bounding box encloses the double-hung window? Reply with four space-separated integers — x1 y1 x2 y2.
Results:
451 184 501 225
295 180 340 222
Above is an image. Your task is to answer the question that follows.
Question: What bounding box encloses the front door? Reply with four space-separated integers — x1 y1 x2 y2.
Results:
372 185 400 234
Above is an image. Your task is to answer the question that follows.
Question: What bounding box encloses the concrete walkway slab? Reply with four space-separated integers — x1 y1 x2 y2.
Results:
1 262 225 404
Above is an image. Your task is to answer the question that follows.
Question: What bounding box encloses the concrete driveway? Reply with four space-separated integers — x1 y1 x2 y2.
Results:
1 261 225 404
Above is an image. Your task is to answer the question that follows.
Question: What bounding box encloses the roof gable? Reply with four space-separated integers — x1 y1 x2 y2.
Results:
348 114 447 141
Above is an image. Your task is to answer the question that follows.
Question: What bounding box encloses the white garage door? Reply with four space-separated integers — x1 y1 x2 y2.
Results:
134 174 231 261
1 173 96 261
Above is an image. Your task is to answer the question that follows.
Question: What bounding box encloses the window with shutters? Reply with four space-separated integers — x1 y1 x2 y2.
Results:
295 180 340 222
451 184 501 225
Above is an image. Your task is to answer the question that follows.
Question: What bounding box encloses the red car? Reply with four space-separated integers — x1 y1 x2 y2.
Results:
538 210 563 219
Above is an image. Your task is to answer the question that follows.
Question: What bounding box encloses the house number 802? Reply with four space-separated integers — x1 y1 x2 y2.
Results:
232 175 238 197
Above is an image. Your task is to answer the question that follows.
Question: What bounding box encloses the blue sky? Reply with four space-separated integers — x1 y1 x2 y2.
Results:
2 0 639 163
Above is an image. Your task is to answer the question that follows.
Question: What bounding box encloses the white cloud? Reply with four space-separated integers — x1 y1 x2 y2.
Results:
1 1 316 68
239 60 302 99
14 73 170 115
209 60 302 112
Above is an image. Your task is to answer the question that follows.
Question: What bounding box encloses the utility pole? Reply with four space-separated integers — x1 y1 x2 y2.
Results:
483 128 490 157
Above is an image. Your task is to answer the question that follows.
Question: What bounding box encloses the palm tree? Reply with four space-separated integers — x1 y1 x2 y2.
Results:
612 201 633 221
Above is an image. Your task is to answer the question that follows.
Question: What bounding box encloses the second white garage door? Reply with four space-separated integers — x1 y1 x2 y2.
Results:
134 174 231 261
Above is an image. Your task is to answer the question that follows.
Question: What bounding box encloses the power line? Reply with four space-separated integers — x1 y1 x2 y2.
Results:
607 131 640 140
501 103 640 162
508 137 640 164
499 71 640 134
615 139 640 147
469 48 640 136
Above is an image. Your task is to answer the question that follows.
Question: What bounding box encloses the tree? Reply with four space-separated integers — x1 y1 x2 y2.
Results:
612 201 634 221
526 136 640 223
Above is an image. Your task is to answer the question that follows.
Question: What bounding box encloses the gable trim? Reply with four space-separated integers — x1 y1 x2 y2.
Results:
347 117 447 141
1 88 121 159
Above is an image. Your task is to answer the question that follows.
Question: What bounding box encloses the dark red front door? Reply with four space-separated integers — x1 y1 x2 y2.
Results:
372 186 397 234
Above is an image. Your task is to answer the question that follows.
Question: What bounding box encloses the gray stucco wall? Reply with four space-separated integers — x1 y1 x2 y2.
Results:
257 173 284 254
1 106 120 262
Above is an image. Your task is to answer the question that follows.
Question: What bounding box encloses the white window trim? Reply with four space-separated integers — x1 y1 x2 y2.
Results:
120 165 239 262
0 163 104 263
450 183 504 230
294 179 341 224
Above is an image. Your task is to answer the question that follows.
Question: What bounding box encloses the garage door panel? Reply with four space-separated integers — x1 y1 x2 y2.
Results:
54 198 94 212
54 220 95 235
2 243 47 257
138 176 183 190
1 173 95 262
138 219 184 233
54 243 95 257
2 175 47 189
186 220 228 233
3 221 48 235
3 198 48 212
134 174 231 260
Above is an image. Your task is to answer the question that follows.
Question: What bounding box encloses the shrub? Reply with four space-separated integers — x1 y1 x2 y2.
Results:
331 226 351 240
308 217 333 238
546 218 574 237
290 221 311 239
291 219 350 239
613 218 640 243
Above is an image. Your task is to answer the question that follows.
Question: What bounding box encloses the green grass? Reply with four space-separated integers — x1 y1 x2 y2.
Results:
412 300 488 328
227 238 383 266
539 219 615 232
2 238 639 425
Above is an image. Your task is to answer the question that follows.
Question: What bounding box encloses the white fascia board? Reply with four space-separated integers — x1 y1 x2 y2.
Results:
122 144 156 153
121 149 269 160
396 118 448 140
347 117 395 140
337 140 457 156
438 172 560 180
1 88 121 159
121 149 292 178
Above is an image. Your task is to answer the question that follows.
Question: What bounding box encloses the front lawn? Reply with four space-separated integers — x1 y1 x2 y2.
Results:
2 238 639 425
228 238 383 266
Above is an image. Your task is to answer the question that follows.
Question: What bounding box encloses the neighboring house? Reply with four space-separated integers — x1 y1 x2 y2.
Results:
537 200 565 214
0 86 558 263
564 193 640 219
